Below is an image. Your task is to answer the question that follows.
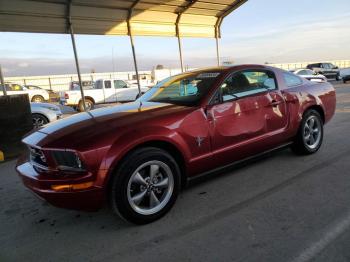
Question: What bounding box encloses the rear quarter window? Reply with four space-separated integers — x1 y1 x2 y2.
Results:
283 73 303 87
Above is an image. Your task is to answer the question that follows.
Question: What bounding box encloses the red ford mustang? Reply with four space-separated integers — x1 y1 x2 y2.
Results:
16 65 336 224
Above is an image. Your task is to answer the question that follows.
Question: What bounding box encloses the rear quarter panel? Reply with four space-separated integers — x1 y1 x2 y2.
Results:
272 68 336 138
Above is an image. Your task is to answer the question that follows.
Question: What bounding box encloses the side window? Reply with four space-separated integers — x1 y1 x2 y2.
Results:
297 70 308 75
220 70 276 102
114 80 127 89
283 73 303 87
8 84 23 91
94 80 103 89
104 80 111 89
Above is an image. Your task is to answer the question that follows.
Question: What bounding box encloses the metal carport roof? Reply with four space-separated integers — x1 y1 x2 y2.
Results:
0 0 247 110
0 0 246 37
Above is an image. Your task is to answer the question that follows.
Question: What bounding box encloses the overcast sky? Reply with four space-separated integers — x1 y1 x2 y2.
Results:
1 0 350 76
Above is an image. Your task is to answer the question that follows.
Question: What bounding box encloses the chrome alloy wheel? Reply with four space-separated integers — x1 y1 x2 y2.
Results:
303 115 322 149
32 115 47 128
127 161 174 215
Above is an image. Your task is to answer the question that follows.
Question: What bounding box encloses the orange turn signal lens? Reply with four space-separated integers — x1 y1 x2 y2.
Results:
51 182 94 192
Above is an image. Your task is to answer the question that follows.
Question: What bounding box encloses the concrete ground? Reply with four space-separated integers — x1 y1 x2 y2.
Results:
1 83 350 262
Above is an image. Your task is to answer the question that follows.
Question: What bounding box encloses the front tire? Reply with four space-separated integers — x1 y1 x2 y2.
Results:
291 109 323 155
109 147 180 224
32 113 49 128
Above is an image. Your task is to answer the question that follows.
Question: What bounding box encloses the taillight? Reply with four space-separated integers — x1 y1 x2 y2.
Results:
64 93 69 99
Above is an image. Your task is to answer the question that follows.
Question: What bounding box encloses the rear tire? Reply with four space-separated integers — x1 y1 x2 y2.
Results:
78 98 94 112
109 147 180 224
31 95 45 103
291 109 323 155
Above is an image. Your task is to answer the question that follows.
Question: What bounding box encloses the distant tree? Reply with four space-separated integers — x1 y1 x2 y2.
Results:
155 65 165 70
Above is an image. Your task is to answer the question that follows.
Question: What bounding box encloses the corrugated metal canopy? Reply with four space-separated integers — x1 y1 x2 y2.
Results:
0 0 247 37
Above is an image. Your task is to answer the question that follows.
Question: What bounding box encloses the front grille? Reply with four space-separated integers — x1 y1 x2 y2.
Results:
29 146 48 169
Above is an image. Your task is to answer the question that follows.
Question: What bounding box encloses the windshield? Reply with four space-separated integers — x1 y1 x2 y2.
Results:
139 71 222 106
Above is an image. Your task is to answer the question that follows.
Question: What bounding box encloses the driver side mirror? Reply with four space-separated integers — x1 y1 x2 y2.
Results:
334 66 339 69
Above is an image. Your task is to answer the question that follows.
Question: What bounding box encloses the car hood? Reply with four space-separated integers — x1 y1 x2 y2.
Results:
24 101 193 149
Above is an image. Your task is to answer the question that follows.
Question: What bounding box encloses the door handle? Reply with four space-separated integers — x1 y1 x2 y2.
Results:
269 100 282 107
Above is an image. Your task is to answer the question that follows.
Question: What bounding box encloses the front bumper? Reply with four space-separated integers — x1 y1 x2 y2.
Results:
16 161 105 211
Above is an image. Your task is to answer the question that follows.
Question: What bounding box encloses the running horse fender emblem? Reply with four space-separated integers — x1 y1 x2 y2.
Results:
196 136 205 147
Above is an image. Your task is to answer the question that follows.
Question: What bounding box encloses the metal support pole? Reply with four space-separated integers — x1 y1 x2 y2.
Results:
67 1 86 111
127 11 141 98
176 17 184 73
0 65 7 95
175 1 199 73
177 35 184 73
215 17 222 67
215 36 221 67
48 77 52 90
128 30 141 97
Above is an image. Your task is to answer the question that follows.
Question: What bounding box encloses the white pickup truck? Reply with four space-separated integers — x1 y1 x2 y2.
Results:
60 79 149 111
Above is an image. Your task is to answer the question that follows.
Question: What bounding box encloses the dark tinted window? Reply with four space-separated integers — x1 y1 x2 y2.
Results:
104 80 111 89
94 80 103 89
220 70 276 102
283 73 303 87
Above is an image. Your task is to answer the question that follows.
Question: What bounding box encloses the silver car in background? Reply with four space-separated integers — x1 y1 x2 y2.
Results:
30 102 62 128
294 69 327 83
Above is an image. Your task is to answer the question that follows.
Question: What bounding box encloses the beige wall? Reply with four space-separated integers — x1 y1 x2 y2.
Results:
4 70 153 92
4 60 350 91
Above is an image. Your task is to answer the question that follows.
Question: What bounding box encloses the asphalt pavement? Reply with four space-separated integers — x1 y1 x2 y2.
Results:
1 83 350 262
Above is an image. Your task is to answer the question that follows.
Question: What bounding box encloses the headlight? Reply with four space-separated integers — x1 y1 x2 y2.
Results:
51 150 85 172
29 146 48 169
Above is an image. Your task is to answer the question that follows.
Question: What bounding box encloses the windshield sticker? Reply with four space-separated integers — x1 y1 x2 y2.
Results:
197 73 220 78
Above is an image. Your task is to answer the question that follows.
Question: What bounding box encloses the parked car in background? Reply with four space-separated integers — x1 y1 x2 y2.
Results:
343 75 350 83
25 85 60 102
61 79 149 111
30 102 62 128
17 65 336 224
306 63 340 80
293 69 327 83
0 83 50 102
69 81 94 90
340 68 350 83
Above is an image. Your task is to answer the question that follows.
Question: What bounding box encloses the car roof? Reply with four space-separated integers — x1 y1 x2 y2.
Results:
187 64 269 74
